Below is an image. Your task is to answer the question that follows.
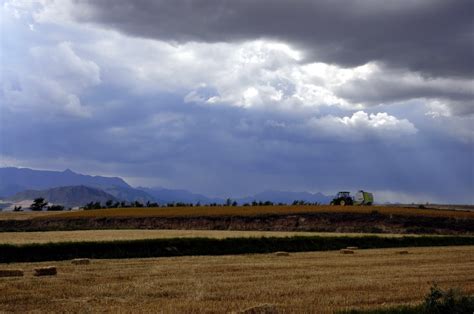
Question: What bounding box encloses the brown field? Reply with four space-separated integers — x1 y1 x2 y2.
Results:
25 205 474 220
0 246 472 313
0 229 430 245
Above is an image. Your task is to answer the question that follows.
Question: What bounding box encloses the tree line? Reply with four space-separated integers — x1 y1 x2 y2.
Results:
16 197 322 211
83 198 321 210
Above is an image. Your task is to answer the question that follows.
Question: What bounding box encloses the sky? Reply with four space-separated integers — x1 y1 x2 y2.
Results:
0 0 473 203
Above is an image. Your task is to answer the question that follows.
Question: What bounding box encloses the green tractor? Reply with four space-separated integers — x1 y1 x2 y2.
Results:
330 190 374 206
330 191 353 206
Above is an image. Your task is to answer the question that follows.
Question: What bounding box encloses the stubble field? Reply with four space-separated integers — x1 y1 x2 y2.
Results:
1 246 472 313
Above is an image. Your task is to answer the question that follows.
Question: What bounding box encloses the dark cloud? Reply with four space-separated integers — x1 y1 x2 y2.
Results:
334 67 474 113
73 0 474 78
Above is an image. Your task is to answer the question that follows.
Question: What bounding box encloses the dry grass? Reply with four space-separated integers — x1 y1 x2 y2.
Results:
33 205 474 220
0 246 472 313
0 229 431 245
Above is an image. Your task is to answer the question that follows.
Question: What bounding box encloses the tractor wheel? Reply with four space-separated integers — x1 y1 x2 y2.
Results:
340 199 346 206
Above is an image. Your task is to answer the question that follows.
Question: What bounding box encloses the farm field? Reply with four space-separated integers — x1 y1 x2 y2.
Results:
30 205 474 219
0 246 472 313
0 229 434 245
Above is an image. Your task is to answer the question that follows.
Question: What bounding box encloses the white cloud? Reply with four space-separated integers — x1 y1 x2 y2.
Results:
2 37 100 117
30 42 101 90
425 100 452 118
308 111 417 140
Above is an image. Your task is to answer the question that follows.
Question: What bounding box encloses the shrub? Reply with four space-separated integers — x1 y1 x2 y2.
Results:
423 283 474 313
47 205 65 211
83 202 102 210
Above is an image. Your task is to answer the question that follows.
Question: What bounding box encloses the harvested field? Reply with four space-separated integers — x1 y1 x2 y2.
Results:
0 229 432 245
38 205 474 219
0 246 472 313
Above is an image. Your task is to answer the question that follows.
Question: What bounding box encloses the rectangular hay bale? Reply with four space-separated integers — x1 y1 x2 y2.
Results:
71 258 90 265
274 251 290 256
34 266 57 276
0 269 24 277
340 249 355 254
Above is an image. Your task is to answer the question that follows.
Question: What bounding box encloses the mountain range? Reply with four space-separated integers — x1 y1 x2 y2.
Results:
0 167 154 203
0 167 333 208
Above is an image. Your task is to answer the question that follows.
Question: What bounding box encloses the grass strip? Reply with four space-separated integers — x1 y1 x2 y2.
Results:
1 235 473 263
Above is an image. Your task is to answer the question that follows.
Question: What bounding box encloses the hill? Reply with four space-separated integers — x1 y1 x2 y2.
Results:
7 185 118 208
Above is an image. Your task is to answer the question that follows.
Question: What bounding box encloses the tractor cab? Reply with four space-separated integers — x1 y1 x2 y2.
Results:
336 191 351 199
330 191 354 206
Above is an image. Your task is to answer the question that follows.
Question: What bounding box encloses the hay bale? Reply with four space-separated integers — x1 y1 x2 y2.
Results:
238 304 279 314
340 249 355 254
274 251 290 257
71 258 90 265
0 269 24 277
34 266 57 276
346 246 359 250
397 250 409 255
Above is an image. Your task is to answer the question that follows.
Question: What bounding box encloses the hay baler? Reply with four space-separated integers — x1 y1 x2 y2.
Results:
330 190 374 206
353 190 374 205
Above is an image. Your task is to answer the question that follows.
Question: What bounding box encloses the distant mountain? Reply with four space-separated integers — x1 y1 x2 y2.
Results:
138 187 224 204
0 167 154 202
0 167 128 197
7 185 118 208
237 190 333 205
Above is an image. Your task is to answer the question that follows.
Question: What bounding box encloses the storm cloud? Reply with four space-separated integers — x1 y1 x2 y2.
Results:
70 0 474 78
